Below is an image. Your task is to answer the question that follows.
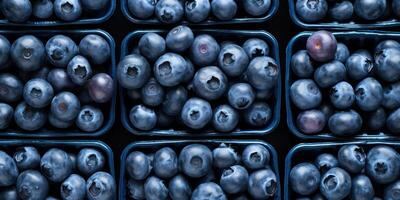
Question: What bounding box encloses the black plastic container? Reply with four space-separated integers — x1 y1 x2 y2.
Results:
120 29 281 137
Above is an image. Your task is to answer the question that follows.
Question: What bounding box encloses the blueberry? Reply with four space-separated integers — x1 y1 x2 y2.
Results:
296 109 326 134
319 103 334 119
162 86 188 116
366 145 400 184
354 0 386 20
179 144 212 178
394 0 400 17
14 102 47 131
248 168 277 199
76 105 104 132
88 73 114 103
47 69 74 91
153 147 178 179
290 79 322 110
127 179 145 200
228 83 255 110
61 174 86 200
16 170 48 200
337 145 366 174
0 103 13 129
49 113 73 128
220 165 248 194
291 50 314 78
86 172 116 200
128 0 156 19
314 60 346 88
79 34 111 65
81 0 108 10
190 34 220 66
68 153 77 171
40 148 72 182
368 107 386 130
126 151 151 181
51 91 80 121
0 35 10 68
13 146 40 171
244 102 272 128
67 55 93 85
211 0 237 20
307 31 337 62
355 77 383 111
1 0 32 23
0 151 18 187
185 0 210 23
46 196 59 200
375 40 400 53
144 176 168 200
141 78 164 107
328 110 362 136
117 54 151 89
315 153 338 173
127 89 141 101
355 49 373 59
46 35 78 68
384 180 400 200
129 105 157 131
335 43 350 63
351 175 374 200
166 25 194 53
192 182 227 200
54 0 82 21
212 104 239 132
0 187 18 200
193 66 228 100
387 107 400 133
243 38 269 59
218 44 249 77
243 0 271 16
330 81 355 109
169 174 191 200
256 88 273 100
375 47 400 82
212 143 239 169
329 1 353 22
154 53 187 87
183 57 195 82
295 0 328 22
0 73 23 102
290 163 320 195
345 53 374 80
242 144 270 170
320 167 351 200
181 98 212 129
23 78 53 108
155 0 184 24
77 148 105 176
11 35 45 72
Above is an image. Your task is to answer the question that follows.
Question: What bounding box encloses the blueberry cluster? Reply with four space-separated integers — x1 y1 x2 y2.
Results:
118 26 279 133
1 0 110 23
0 33 114 132
125 143 277 200
295 0 400 23
127 0 273 24
289 144 400 199
290 30 400 137
0 146 115 200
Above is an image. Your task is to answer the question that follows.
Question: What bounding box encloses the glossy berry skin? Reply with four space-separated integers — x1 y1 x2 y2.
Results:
220 165 249 194
212 104 239 132
375 40 400 53
0 103 13 129
394 0 400 17
314 153 338 173
51 91 81 121
162 86 188 116
11 35 45 72
247 56 279 90
320 167 351 200
141 78 164 107
314 60 346 88
128 0 156 19
228 83 255 110
192 182 227 200
40 148 72 183
88 73 114 103
243 38 269 59
49 113 73 129
14 102 46 131
127 179 145 200
54 0 82 21
368 107 386 130
290 79 322 110
242 144 270 170
67 55 93 86
46 35 78 68
61 174 86 200
144 176 168 200
126 151 151 181
190 34 220 66
169 174 191 200
117 54 151 89
76 105 104 132
383 82 400 109
375 47 400 82
335 43 350 63
86 172 116 200
0 35 10 69
329 1 354 22
179 144 212 178
295 0 328 22
181 98 212 129
183 57 195 82
1 0 32 23
47 69 74 91
385 180 400 200
366 145 400 184
0 73 23 103
243 0 271 16
338 145 366 174
32 0 53 19
248 169 277 199
290 163 320 195
328 110 362 136
212 143 239 169
185 0 210 23
351 175 374 200
211 0 237 21
330 81 355 109
193 66 228 100
296 109 325 134
355 77 383 112
345 53 374 80
77 148 105 176
154 53 187 87
153 147 178 179
129 105 157 131
354 0 386 20
13 146 40 171
81 0 108 11
291 50 314 78
23 78 54 108
16 170 48 200
218 44 249 77
244 102 272 128
0 151 18 187
155 0 184 24
0 187 18 200
79 35 110 66
166 25 194 53
307 31 337 62
387 107 400 133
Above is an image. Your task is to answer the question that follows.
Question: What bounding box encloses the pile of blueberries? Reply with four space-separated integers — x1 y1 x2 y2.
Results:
1 0 111 23
289 144 400 199
295 0 400 23
125 143 278 200
0 33 114 132
290 30 400 136
127 0 273 24
0 146 115 200
118 25 279 132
